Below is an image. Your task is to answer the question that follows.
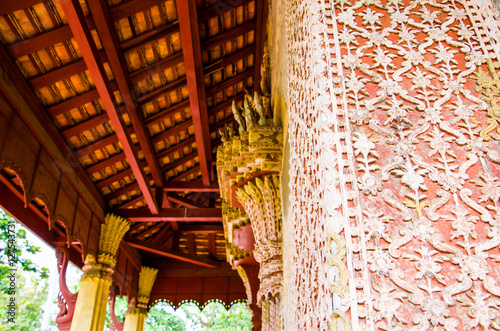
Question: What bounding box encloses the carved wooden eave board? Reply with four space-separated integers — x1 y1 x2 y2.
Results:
0 0 266 308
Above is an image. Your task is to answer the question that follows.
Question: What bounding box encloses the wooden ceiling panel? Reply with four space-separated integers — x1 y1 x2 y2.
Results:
0 0 265 277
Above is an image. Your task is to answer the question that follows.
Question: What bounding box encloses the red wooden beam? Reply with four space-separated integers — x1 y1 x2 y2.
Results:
130 52 184 84
167 193 204 209
0 1 47 15
203 45 255 75
201 19 256 51
161 151 198 174
109 0 165 21
126 237 220 268
6 17 95 59
187 233 196 255
145 100 190 126
116 208 221 222
121 22 178 52
180 224 223 234
163 181 219 192
135 222 166 241
177 0 211 186
197 0 254 22
60 0 160 214
254 0 266 92
170 165 200 181
29 51 107 90
206 68 255 97
136 77 187 105
87 0 164 207
208 233 216 259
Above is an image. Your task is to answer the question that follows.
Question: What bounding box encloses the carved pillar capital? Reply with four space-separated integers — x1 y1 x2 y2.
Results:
98 214 130 269
137 266 158 309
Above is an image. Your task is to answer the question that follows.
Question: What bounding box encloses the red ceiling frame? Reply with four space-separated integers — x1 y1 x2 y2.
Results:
177 0 212 186
60 0 160 214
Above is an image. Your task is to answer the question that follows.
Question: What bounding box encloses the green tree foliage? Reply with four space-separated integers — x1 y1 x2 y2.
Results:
0 210 49 329
0 209 48 281
143 301 252 331
0 270 49 330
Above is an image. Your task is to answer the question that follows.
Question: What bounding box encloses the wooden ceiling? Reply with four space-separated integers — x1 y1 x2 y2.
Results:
0 0 265 268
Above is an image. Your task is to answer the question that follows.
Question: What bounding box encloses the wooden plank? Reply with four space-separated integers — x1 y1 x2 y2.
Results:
118 241 142 270
167 193 204 209
61 112 109 139
0 45 106 213
126 236 220 268
88 0 164 206
187 233 195 255
163 181 219 192
0 1 47 15
121 22 178 52
208 233 216 259
197 0 254 22
144 99 190 126
135 222 166 240
161 151 197 174
116 208 222 222
109 0 165 21
203 44 255 75
177 0 211 185
254 0 266 92
6 17 95 58
201 19 256 51
206 68 254 97
171 165 200 181
95 168 133 189
29 51 107 90
137 77 187 104
180 224 224 234
130 52 184 84
60 0 159 214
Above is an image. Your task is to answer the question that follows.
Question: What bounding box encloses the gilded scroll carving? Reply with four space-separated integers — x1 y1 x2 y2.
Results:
217 90 284 330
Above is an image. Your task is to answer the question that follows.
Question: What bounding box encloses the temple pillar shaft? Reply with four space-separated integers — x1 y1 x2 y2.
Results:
122 309 147 331
70 271 112 331
122 266 157 331
70 214 130 331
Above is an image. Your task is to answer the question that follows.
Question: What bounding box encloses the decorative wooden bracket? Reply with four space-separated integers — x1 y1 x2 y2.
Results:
55 244 78 331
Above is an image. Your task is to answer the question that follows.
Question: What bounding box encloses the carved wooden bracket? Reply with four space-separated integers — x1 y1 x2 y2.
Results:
55 244 78 331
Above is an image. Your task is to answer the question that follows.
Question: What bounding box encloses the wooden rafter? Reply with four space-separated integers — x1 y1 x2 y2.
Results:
163 181 219 192
87 0 164 207
116 208 222 222
197 0 254 22
180 224 224 234
167 193 205 209
201 19 256 51
60 0 160 214
177 0 212 186
254 0 266 92
126 237 220 268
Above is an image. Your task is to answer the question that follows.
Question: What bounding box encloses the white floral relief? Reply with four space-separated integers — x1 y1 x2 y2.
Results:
322 0 500 329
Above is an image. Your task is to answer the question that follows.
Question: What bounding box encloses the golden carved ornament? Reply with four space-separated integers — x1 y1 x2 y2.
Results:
472 58 500 141
98 214 130 268
137 266 158 307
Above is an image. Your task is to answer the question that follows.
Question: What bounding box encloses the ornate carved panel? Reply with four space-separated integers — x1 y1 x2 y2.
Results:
284 0 500 329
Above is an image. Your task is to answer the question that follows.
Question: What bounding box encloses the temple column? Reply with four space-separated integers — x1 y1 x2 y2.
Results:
70 214 130 331
123 266 158 331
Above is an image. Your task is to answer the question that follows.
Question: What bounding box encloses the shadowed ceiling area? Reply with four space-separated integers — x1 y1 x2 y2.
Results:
0 0 265 272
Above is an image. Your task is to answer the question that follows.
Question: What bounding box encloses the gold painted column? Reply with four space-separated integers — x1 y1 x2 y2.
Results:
123 266 158 331
70 214 130 331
